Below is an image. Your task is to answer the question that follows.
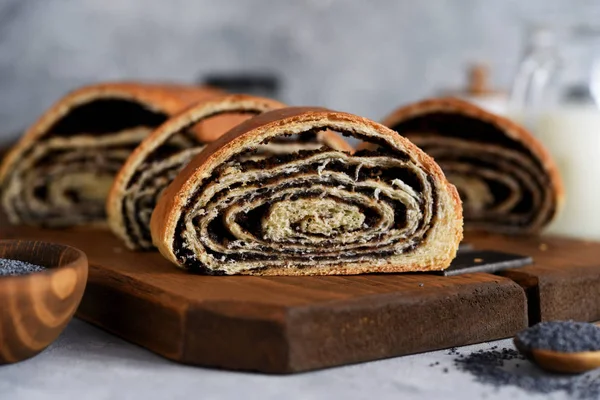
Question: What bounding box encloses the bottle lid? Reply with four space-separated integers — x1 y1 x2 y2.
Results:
441 63 505 98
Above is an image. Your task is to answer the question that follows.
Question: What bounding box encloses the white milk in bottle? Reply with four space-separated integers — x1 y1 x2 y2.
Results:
508 103 600 240
508 22 600 239
532 105 600 239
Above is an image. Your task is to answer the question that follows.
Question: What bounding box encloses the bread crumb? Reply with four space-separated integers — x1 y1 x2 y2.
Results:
539 243 548 251
317 160 329 176
474 258 483 263
354 163 363 181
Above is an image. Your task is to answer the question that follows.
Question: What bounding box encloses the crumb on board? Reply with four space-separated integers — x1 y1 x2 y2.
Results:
539 243 548 251
474 258 483 263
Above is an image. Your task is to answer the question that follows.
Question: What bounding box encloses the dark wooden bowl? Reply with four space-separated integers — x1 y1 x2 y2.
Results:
0 240 88 364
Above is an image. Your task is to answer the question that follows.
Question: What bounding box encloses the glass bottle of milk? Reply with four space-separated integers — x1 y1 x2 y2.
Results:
509 24 600 240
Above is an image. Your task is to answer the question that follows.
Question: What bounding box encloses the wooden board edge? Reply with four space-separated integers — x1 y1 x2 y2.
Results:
502 265 600 323
283 275 528 373
499 269 541 325
76 264 190 361
181 301 291 373
95 273 529 374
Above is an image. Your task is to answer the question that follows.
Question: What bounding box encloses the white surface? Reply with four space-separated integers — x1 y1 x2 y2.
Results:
0 319 581 400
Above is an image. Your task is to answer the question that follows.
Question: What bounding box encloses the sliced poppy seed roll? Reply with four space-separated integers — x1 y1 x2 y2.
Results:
0 81 220 228
151 107 463 276
107 94 287 250
381 98 563 234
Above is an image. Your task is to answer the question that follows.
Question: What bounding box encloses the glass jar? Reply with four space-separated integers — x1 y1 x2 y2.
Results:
509 23 600 240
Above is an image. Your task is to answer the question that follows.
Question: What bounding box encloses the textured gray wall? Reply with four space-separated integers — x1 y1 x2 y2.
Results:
0 0 598 143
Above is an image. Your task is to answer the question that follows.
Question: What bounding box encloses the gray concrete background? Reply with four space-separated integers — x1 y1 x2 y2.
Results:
0 0 598 142
1 319 591 400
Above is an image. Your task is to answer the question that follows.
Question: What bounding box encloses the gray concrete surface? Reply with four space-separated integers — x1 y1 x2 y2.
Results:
0 319 584 400
0 0 599 145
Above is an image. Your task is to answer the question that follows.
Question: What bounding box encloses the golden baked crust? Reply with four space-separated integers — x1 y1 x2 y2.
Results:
107 94 287 250
151 107 463 276
0 81 220 227
380 97 563 234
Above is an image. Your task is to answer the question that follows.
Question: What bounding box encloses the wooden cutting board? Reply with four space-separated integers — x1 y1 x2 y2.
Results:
3 212 600 373
468 233 600 325
0 218 528 373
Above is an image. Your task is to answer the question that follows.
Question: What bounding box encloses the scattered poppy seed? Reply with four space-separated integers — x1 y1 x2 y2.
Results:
453 347 600 399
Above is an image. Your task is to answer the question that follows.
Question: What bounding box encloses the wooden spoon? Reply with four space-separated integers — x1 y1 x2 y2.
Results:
514 322 600 374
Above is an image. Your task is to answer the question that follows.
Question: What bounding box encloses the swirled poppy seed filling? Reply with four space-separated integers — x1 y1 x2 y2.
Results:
120 125 332 249
390 112 555 230
47 99 168 136
172 134 439 272
3 99 174 227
